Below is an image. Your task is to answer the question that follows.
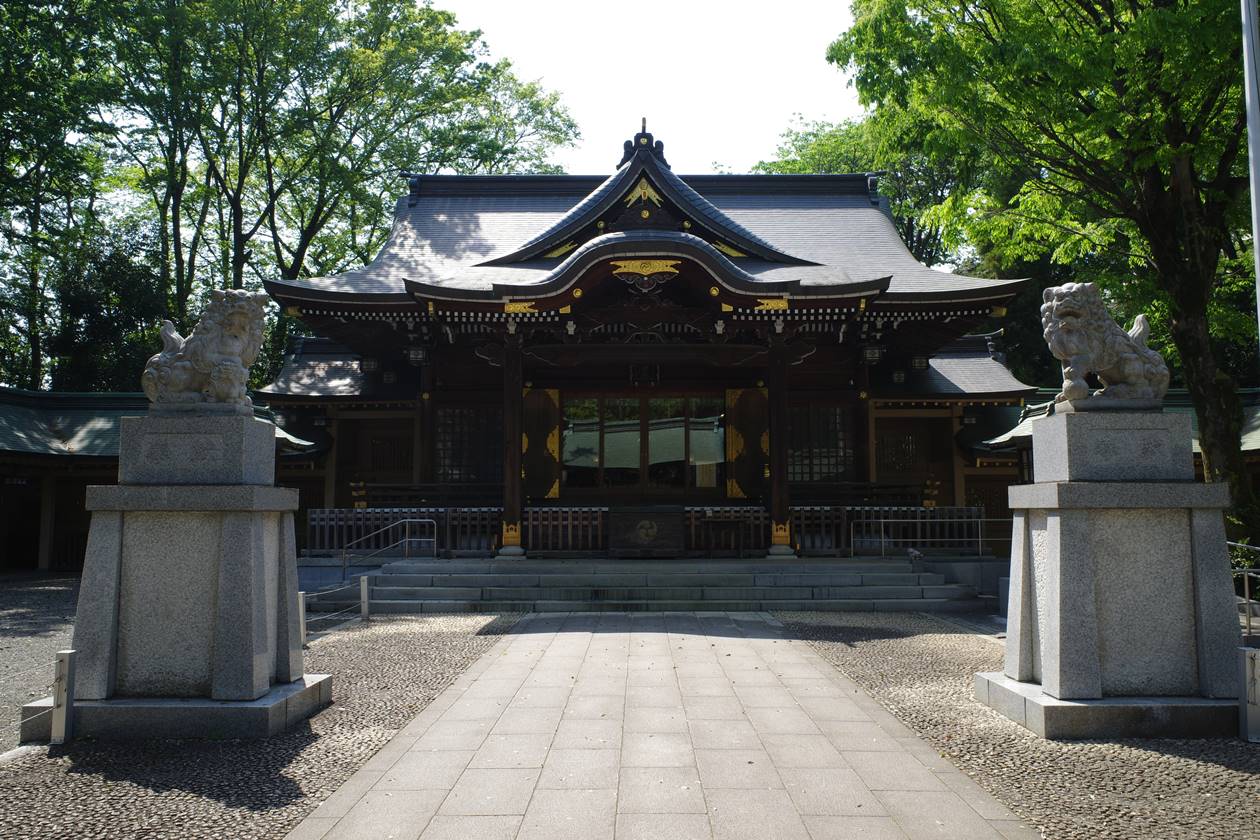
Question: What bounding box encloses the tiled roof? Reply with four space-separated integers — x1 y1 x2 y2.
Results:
982 388 1260 453
265 173 1025 305
875 335 1037 399
0 388 313 457
258 337 364 398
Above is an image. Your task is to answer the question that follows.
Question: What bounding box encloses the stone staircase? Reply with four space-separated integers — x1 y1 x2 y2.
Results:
310 557 986 613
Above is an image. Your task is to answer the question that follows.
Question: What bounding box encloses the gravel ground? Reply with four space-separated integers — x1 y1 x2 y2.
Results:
0 575 78 750
778 611 1260 840
0 613 519 840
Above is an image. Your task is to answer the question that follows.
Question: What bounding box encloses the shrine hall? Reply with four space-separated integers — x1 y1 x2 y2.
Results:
258 125 1034 560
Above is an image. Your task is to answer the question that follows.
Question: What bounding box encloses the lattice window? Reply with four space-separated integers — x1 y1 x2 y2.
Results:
788 404 853 482
436 406 502 483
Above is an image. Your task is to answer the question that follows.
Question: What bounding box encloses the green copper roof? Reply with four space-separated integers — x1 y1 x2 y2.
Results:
0 388 313 457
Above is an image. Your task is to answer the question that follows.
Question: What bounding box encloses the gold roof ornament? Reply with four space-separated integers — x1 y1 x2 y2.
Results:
544 241 577 258
713 241 747 258
624 177 663 208
610 259 680 277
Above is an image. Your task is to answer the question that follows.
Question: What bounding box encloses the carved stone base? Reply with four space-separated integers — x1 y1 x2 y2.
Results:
119 414 275 486
22 675 331 742
74 484 304 703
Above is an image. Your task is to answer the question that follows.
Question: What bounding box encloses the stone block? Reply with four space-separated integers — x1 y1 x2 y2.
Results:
119 414 276 486
1190 509 1243 698
87 484 298 512
21 675 331 741
71 511 123 700
975 672 1236 739
114 511 220 697
1032 410 1193 482
1008 480 1230 511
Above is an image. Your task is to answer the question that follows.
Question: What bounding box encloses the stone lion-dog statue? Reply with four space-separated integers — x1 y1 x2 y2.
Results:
141 289 271 412
1041 281 1169 405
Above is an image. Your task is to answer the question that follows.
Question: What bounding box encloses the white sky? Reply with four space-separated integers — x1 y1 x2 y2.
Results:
436 0 865 175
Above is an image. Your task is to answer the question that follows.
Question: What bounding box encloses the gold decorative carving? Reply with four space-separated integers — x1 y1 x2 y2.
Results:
754 298 789 311
610 259 680 277
546 479 560 499
558 305 572 314
990 305 1008 317
720 303 734 312
572 287 584 298
624 177 663 207
502 522 521 547
726 478 741 498
544 241 577 258
504 301 537 314
760 430 770 456
714 241 747 258
640 209 650 219
283 305 301 316
522 432 529 453
709 286 720 297
682 220 692 230
427 301 435 314
858 298 867 312
771 521 792 546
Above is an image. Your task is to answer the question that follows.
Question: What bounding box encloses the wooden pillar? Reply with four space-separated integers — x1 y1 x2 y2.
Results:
951 403 967 506
322 408 339 508
767 338 794 556
499 335 525 556
857 365 875 483
37 474 56 570
416 370 435 484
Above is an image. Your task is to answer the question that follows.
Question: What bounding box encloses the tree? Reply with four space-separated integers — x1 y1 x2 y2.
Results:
755 111 989 266
0 0 113 389
49 229 166 391
830 0 1260 533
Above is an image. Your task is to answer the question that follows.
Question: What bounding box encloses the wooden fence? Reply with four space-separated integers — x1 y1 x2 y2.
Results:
307 504 995 557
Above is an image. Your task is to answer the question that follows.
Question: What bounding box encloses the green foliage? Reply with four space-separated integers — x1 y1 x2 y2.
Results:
49 228 166 392
754 109 986 267
828 0 1260 530
0 0 579 391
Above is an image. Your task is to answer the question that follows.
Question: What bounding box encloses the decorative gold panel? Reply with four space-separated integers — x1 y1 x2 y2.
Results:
714 241 747 258
546 479 560 500
610 259 680 277
771 521 792 546
502 522 521 547
544 241 577 258
504 301 537 313
623 177 663 207
754 298 789 311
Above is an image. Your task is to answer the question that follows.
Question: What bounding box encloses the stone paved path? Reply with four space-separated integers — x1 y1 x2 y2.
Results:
286 612 1040 840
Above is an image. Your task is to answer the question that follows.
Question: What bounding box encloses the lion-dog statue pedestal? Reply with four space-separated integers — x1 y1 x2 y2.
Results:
27 291 331 740
975 283 1239 739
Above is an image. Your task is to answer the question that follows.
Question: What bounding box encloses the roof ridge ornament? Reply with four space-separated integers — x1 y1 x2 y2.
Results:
618 117 670 169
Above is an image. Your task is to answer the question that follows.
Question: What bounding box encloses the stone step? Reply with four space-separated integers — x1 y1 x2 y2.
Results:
360 582 973 601
370 571 946 588
374 559 919 575
365 597 987 614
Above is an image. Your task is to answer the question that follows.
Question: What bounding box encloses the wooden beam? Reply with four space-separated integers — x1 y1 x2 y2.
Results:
500 336 525 556
37 475 55 571
767 338 793 555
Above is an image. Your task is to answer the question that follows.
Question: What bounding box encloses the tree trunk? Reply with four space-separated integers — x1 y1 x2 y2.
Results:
1167 304 1260 537
26 197 43 390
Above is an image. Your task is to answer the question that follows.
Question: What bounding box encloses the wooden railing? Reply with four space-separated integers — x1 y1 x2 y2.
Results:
307 503 996 557
684 506 768 554
523 507 608 552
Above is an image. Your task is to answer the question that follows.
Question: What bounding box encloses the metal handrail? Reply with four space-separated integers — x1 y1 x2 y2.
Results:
849 516 1014 557
340 517 438 581
1228 542 1260 637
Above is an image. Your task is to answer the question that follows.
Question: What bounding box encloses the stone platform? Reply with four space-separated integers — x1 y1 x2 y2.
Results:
975 672 1237 739
22 674 332 742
